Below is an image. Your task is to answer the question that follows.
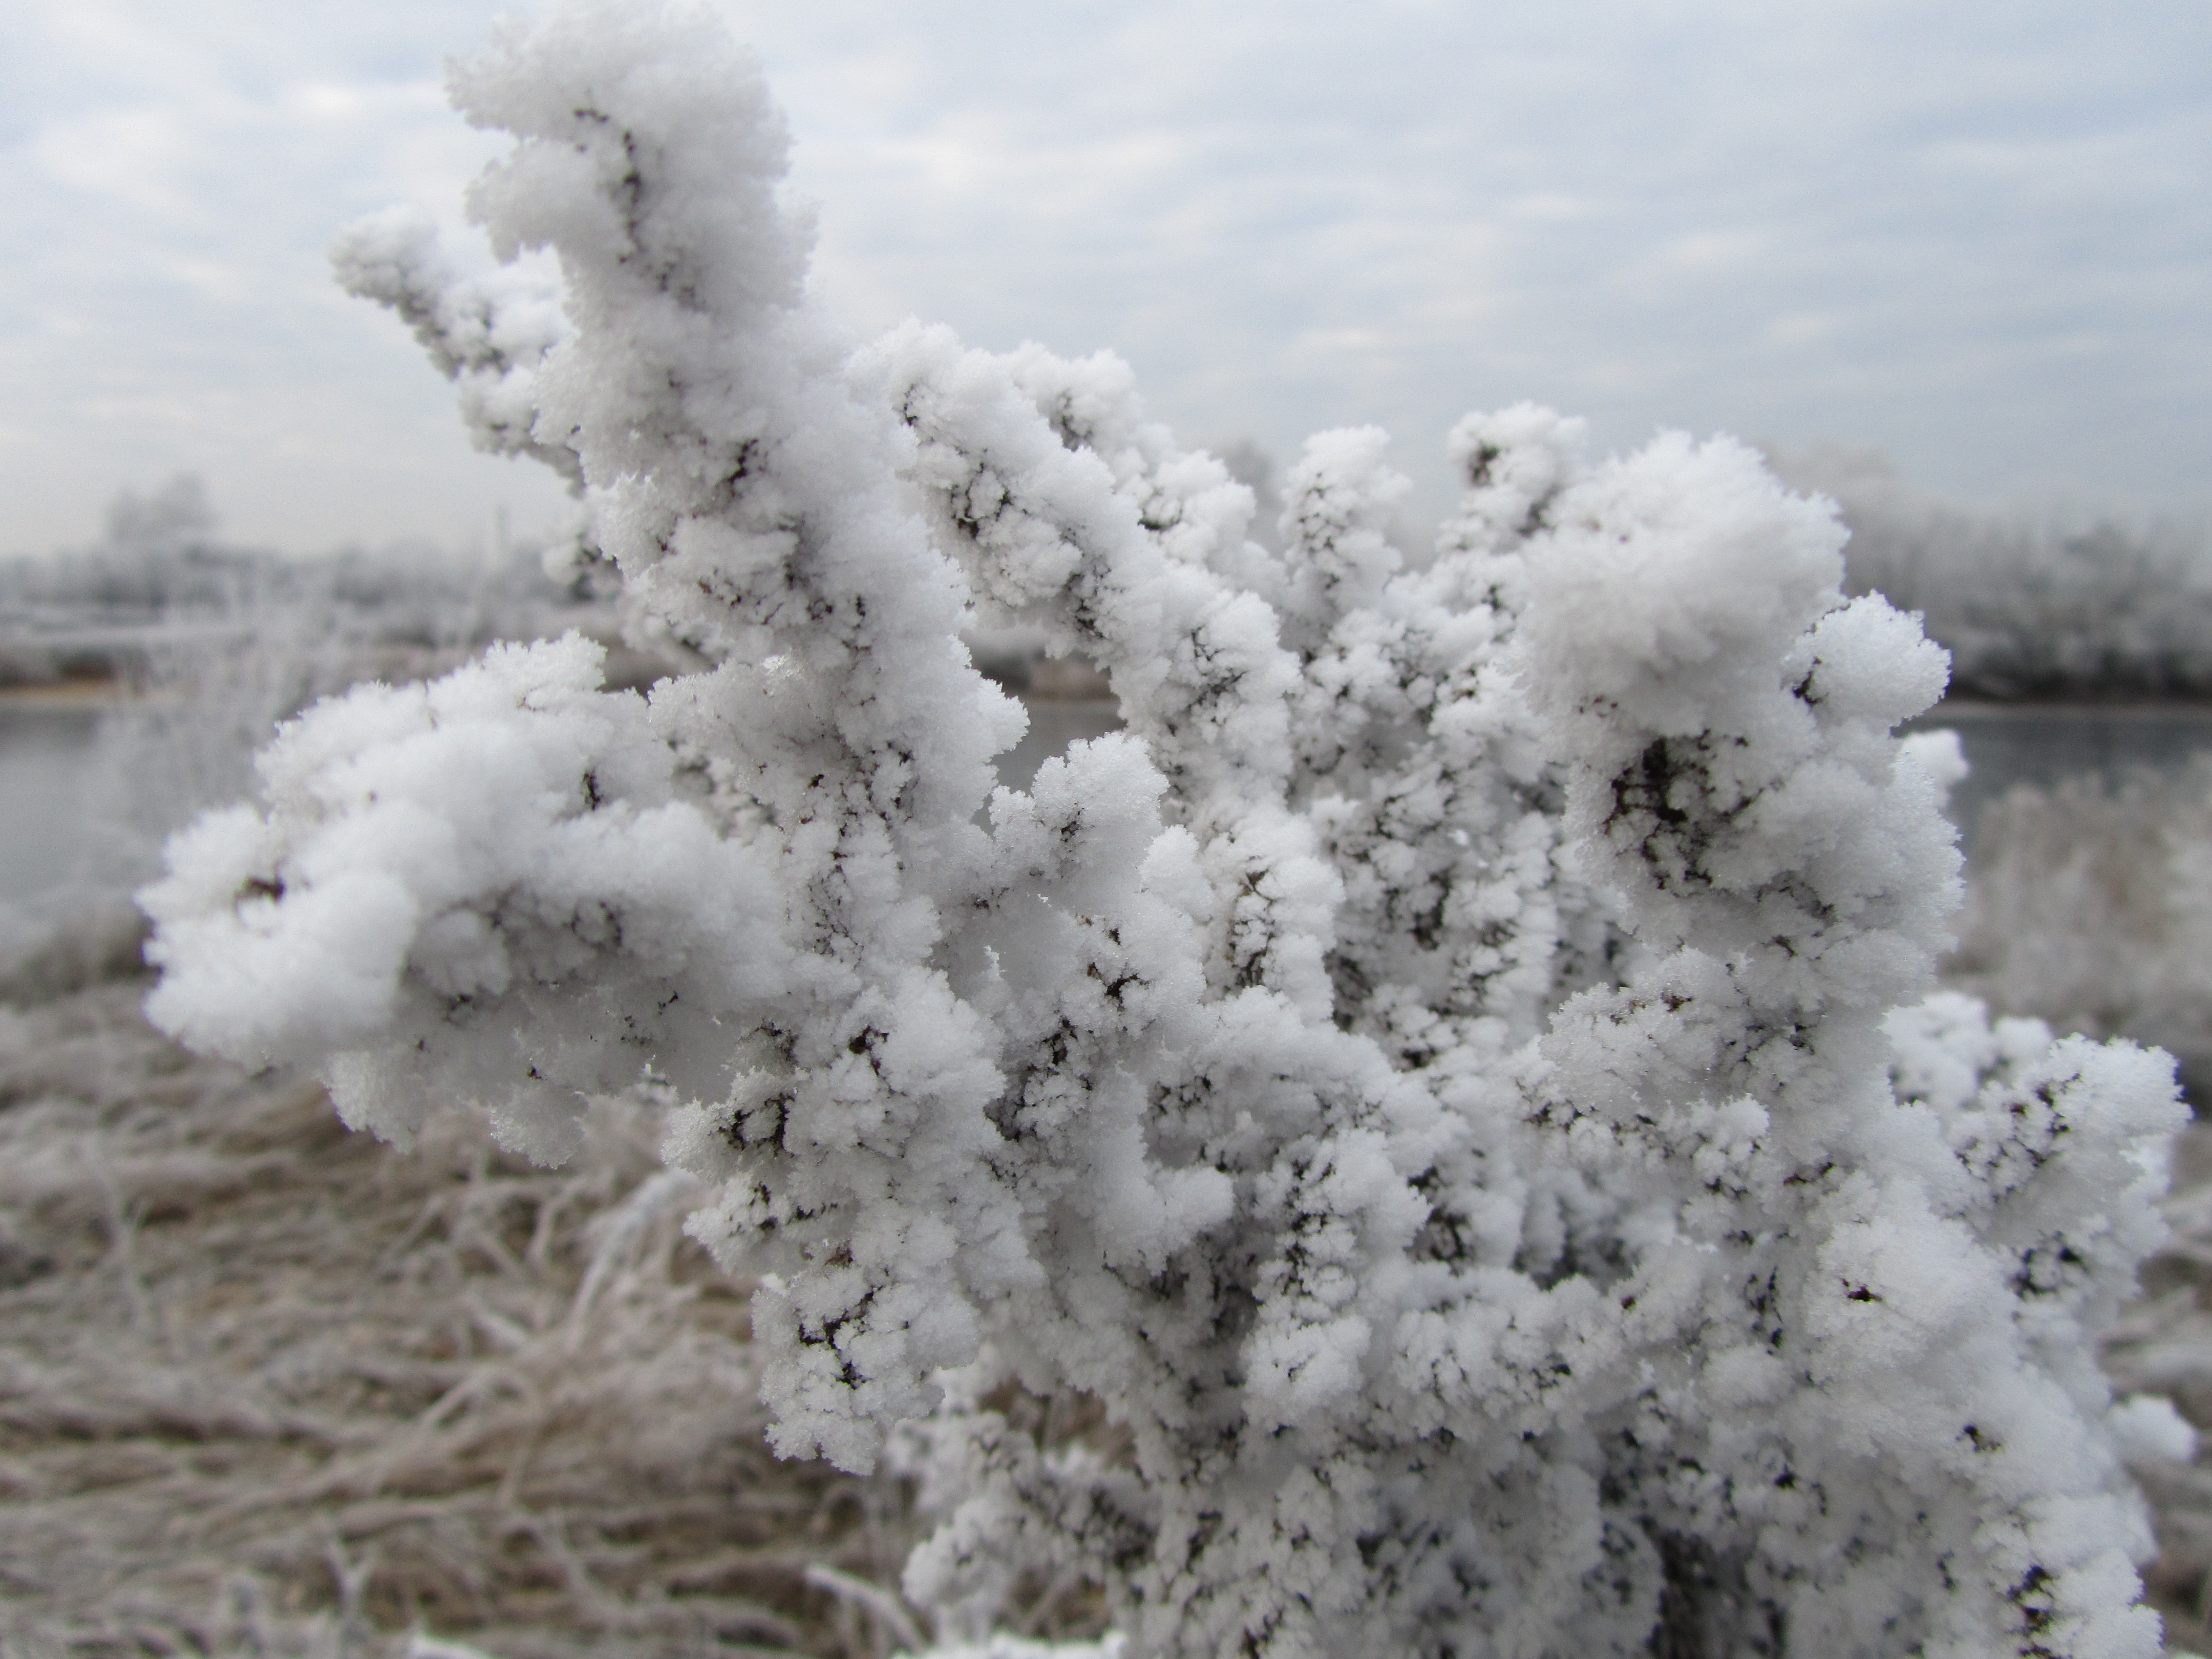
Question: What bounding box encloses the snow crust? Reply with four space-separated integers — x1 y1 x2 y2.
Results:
142 5 2190 1653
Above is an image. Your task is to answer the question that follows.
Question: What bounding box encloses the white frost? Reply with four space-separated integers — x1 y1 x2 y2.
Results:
141 5 2190 1654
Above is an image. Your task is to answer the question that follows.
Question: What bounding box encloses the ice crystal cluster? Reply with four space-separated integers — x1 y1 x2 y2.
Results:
140 6 2190 1654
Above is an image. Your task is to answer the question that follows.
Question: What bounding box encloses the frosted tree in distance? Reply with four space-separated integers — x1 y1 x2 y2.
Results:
141 6 2189 1654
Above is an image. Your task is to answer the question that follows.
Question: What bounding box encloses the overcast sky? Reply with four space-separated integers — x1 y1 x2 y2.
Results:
4 0 2207 556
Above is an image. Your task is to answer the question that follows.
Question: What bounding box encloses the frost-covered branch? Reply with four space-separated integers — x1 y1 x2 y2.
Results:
142 6 2189 1654
332 207 580 487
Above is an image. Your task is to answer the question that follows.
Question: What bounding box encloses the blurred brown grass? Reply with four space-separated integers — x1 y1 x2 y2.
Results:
1947 758 2212 1092
0 961 921 1659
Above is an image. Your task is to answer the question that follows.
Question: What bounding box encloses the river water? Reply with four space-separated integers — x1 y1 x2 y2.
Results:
0 699 109 914
4 695 2210 913
1908 704 2212 849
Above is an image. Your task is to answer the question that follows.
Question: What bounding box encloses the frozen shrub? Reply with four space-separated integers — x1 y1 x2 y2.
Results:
141 5 2188 1653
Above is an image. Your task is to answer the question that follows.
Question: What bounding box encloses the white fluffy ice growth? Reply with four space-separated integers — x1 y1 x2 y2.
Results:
140 6 2189 1654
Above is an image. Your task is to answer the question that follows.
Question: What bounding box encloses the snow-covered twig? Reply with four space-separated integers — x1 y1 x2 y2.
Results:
138 6 2190 1654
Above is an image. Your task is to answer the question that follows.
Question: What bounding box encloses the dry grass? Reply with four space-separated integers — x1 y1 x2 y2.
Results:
0 956 921 1659
1947 760 2212 1090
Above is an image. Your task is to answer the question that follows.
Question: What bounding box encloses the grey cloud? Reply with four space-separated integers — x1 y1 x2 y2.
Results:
3 0 2206 550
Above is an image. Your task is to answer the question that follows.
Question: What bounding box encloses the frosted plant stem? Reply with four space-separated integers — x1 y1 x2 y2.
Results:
137 5 2193 1654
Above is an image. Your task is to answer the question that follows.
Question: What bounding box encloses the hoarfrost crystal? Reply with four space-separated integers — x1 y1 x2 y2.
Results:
141 6 2186 1654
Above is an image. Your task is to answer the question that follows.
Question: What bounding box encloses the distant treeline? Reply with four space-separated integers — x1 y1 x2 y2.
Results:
0 476 597 688
1776 447 2212 703
15 465 2212 704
